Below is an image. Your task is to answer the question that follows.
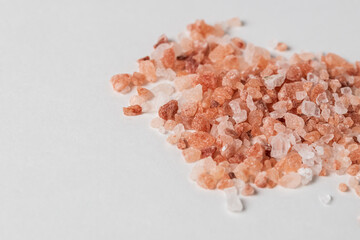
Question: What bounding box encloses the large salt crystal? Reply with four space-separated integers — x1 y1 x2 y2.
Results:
279 172 302 188
293 144 315 160
270 133 291 159
297 167 313 185
334 101 348 114
246 95 256 111
263 73 285 90
284 113 305 130
296 91 307 101
301 101 320 117
224 187 244 212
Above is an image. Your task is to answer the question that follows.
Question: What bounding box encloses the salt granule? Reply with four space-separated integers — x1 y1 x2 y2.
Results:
224 187 244 212
319 194 332 206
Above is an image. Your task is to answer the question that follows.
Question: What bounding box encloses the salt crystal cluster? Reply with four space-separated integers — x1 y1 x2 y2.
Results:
111 18 360 209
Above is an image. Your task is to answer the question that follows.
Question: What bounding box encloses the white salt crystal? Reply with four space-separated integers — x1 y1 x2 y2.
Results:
296 91 307 101
334 101 348 114
156 68 176 81
174 74 196 91
341 87 352 95
224 187 244 212
297 167 313 185
270 133 291 159
316 92 328 105
141 102 154 113
152 93 171 110
321 108 330 121
130 95 146 106
301 101 320 117
263 73 285 90
151 83 175 96
229 100 247 123
246 95 256 111
150 117 165 129
293 144 315 160
318 194 332 206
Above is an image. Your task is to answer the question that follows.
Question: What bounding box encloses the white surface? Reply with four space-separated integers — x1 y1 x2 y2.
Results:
1 0 360 239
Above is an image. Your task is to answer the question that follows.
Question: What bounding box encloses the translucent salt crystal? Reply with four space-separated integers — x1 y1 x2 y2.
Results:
121 86 131 94
228 99 247 123
173 123 185 135
315 146 324 156
151 43 172 65
301 101 320 117
284 113 305 130
263 73 285 90
140 102 153 113
210 124 219 137
179 84 203 106
246 95 256 111
307 72 319 83
341 87 352 95
279 172 302 188
320 134 334 143
152 93 171 109
350 95 360 106
321 108 330 121
130 95 146 106
270 133 291 159
174 74 196 91
156 68 176 81
182 147 201 163
244 43 270 65
158 126 167 134
293 144 315 160
218 120 235 136
349 176 359 188
272 100 290 112
316 92 328 105
216 116 229 122
296 91 307 101
297 167 313 185
151 83 175 96
274 123 286 133
334 101 348 114
150 117 165 129
224 187 244 212
319 79 328 90
270 110 285 119
318 194 332 206
262 94 272 103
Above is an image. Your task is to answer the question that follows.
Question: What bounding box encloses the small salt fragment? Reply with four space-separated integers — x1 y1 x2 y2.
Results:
224 187 244 212
318 194 332 206
338 183 348 192
275 42 288 52
182 147 201 163
278 172 302 188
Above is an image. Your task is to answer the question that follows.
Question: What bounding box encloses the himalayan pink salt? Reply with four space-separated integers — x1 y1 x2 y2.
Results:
197 173 217 189
174 74 196 91
295 91 307 100
137 87 154 100
297 167 313 185
301 100 320 117
130 95 146 106
123 105 142 116
164 120 177 131
111 73 131 92
150 117 165 129
151 83 175 96
338 183 348 192
278 172 302 188
182 147 201 163
270 133 291 159
131 72 147 86
275 42 288 51
139 60 157 82
241 184 255 196
284 113 305 130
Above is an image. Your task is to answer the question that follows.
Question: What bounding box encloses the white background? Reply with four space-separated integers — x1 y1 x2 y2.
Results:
1 0 360 239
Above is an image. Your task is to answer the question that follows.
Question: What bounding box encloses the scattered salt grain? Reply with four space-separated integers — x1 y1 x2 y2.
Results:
224 187 244 212
319 194 332 206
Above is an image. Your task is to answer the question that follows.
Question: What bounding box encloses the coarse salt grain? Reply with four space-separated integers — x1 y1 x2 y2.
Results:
319 194 332 206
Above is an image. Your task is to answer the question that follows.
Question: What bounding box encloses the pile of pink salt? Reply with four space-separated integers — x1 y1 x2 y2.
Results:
111 19 360 206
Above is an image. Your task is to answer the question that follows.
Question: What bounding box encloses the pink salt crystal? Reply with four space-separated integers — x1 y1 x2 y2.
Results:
182 147 201 163
229 99 247 123
225 17 243 28
275 42 288 52
341 87 352 95
301 100 320 117
278 172 302 189
321 108 331 121
244 43 271 65
130 95 146 106
208 44 234 63
164 120 177 131
263 73 285 90
315 92 328 105
179 84 203 106
270 133 291 159
274 123 286 133
150 117 165 129
284 113 305 130
110 74 131 92
174 74 196 91
246 95 256 111
334 100 348 115
156 68 176 80
151 83 175 96
139 60 157 82
295 91 307 101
